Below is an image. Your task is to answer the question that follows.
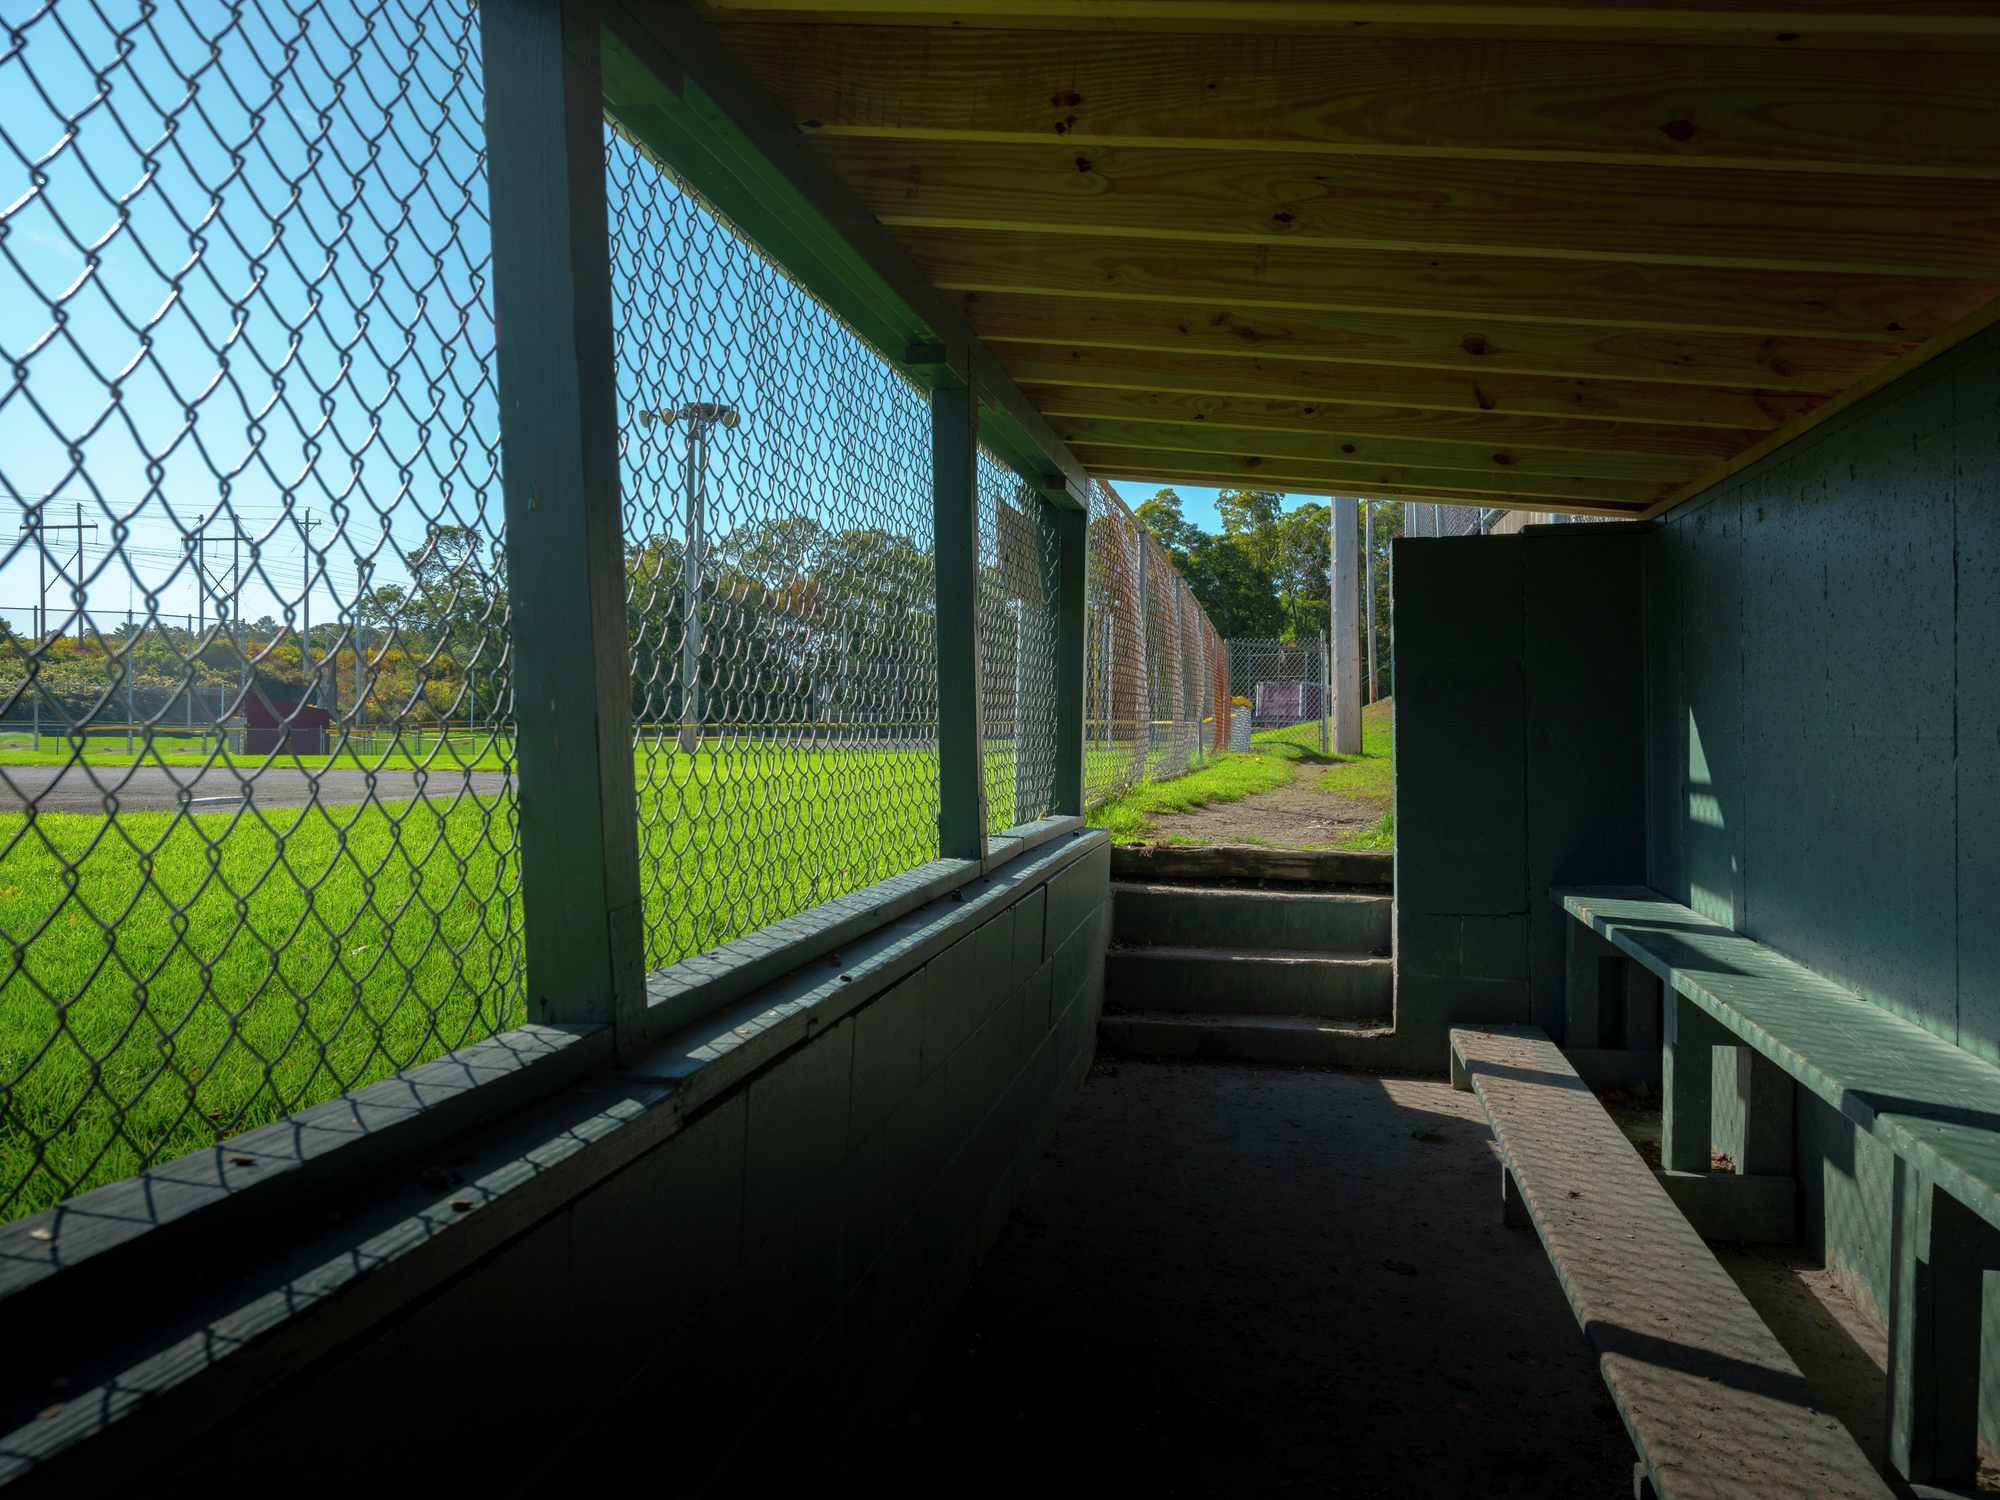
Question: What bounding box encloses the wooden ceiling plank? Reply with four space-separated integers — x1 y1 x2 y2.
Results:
954 290 1895 392
697 2 2000 51
1640 288 2000 518
1050 414 1712 483
899 227 1994 341
721 25 2000 180
822 137 2000 280
1069 442 1674 504
1031 383 1757 460
998 340 1823 429
1086 462 1647 518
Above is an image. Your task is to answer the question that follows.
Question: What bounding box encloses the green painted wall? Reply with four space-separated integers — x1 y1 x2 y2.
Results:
1645 324 2000 1065
1644 322 2000 1434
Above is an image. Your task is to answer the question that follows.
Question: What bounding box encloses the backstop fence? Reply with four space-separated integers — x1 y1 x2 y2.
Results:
0 0 1223 1222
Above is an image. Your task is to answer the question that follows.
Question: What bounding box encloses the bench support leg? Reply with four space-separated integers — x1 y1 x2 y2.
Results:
1566 921 1658 1051
1502 1165 1530 1229
1662 991 1731 1175
1886 1162 2000 1487
1715 1045 1793 1177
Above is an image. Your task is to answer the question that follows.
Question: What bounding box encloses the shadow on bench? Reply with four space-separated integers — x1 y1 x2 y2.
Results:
1451 1025 1889 1500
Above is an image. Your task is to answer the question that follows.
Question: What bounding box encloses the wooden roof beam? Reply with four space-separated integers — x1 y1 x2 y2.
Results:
1069 443 1674 506
1029 384 1757 460
1048 414 1713 483
823 138 2000 280
998 342 1825 430
954 290 1898 392
697 1 2000 51
721 25 2000 180
899 227 1992 342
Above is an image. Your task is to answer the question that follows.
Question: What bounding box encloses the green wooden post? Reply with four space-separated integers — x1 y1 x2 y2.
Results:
933 384 986 861
1053 503 1087 817
1661 989 1728 1173
1887 1166 2000 1487
480 0 646 1035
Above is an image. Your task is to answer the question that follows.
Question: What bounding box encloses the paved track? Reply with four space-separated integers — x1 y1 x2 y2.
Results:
0 765 512 816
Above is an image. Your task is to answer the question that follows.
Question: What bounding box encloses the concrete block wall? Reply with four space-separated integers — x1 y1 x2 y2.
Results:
1391 527 1647 1061
33 836 1111 1498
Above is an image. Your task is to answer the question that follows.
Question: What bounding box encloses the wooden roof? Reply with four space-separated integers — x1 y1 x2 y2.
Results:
695 1 2000 518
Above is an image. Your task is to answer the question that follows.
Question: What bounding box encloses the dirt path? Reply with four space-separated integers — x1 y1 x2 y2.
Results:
1150 760 1383 849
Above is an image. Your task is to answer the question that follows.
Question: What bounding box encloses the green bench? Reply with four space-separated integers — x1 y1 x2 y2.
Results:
1451 1026 1889 1500
1558 886 2000 1493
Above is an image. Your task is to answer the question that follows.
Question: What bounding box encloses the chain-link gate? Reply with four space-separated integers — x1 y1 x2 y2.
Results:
1226 637 1330 749
0 0 518 1221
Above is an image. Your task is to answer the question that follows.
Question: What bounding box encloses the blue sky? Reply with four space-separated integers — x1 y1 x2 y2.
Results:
1107 481 1229 533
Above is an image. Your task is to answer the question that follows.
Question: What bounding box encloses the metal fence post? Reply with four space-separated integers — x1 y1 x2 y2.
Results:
933 384 986 860
480 0 646 1035
1053 502 1087 816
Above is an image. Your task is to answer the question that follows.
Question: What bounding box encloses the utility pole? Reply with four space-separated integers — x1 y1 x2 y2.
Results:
354 558 373 752
187 524 254 754
1364 499 1378 703
1329 497 1362 755
17 501 98 751
300 509 319 709
645 401 740 755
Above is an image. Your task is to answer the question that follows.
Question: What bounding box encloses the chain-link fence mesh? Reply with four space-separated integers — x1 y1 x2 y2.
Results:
0 7 1235 1226
978 447 1062 835
609 135 941 968
1400 501 1488 538
1083 483 1225 809
1227 638 1329 747
0 0 519 1221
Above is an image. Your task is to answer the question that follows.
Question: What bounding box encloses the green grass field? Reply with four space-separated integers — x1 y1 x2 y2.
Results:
0 741 949 1221
0 722 1306 1220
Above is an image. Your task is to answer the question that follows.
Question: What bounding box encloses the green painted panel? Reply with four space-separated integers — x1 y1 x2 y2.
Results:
1524 533 1647 1040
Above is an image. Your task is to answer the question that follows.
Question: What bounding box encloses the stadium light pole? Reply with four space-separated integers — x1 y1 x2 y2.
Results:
642 401 740 755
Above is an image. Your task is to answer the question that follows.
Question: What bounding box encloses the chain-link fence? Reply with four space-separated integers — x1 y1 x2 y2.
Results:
1400 501 1489 538
610 139 942 967
0 0 518 1221
979 448 1063 835
0 2 1232 1225
1083 484 1227 809
1227 637 1330 747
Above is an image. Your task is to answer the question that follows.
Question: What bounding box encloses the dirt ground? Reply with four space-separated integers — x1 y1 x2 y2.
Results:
1151 761 1383 849
836 1059 1641 1497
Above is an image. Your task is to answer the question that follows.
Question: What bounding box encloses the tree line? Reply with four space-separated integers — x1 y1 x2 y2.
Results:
1134 487 1402 696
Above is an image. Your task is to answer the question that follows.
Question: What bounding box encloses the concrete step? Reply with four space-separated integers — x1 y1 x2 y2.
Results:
1112 882 1392 954
1106 945 1392 1019
1097 1011 1395 1065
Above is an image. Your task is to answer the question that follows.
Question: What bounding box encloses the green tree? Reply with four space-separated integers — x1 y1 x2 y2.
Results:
1276 500 1330 639
1134 488 1202 555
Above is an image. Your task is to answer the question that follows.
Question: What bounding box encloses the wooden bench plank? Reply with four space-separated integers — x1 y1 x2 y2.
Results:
1451 1025 1889 1500
1557 886 2000 1236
